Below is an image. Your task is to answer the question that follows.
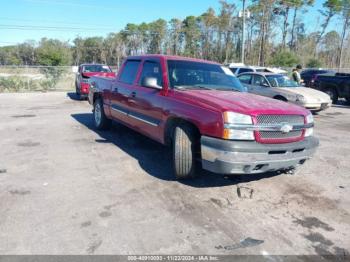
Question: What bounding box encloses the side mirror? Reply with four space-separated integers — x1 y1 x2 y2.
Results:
141 77 162 90
262 83 270 88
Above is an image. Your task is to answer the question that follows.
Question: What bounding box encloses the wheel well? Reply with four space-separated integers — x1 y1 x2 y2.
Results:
164 118 201 146
93 92 102 104
274 95 288 102
322 84 338 95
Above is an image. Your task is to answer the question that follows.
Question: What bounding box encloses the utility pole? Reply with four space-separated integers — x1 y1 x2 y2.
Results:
241 0 246 64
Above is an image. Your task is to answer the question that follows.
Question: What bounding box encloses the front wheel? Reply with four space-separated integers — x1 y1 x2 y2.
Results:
93 98 111 130
172 124 200 180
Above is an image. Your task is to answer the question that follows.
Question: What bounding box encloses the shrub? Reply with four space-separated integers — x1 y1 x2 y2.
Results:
268 51 300 67
306 58 323 68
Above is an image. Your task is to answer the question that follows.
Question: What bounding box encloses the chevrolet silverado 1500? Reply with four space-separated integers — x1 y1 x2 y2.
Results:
88 55 319 179
75 64 115 99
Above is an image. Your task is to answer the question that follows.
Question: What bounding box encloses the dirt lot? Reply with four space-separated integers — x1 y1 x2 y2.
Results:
0 92 349 257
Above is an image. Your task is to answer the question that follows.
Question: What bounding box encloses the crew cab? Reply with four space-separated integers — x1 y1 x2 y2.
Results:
313 73 350 104
75 64 115 99
89 55 319 179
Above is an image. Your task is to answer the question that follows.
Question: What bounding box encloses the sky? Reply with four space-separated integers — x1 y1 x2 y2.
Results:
0 0 341 47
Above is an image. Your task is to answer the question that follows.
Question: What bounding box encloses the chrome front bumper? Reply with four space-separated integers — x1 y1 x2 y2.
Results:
201 136 319 174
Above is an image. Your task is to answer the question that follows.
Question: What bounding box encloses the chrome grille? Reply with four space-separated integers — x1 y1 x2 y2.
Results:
260 130 303 139
256 115 305 140
256 115 304 126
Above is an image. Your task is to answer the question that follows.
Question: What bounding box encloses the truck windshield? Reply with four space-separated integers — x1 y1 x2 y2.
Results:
83 65 111 73
266 75 299 88
167 60 246 92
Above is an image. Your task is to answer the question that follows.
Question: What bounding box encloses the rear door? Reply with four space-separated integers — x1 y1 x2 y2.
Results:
110 60 141 122
127 59 165 140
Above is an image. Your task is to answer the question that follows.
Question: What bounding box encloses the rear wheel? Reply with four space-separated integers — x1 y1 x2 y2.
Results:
172 124 200 180
345 97 350 104
93 98 111 130
324 88 338 104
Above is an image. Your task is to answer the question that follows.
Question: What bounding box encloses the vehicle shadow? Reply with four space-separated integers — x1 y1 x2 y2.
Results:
332 100 350 109
71 113 282 188
67 92 80 101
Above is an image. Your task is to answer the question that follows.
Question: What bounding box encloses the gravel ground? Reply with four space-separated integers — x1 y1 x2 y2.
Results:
0 92 349 257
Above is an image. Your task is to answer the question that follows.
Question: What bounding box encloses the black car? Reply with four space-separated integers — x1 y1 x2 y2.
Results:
301 69 333 87
313 73 350 104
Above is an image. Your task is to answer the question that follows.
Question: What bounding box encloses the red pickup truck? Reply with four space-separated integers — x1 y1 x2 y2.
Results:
88 55 319 179
75 64 115 99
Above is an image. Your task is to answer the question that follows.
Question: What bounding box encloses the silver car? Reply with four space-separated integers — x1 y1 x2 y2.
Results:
238 72 332 112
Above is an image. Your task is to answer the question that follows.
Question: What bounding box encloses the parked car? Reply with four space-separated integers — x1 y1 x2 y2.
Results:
238 72 332 112
89 55 318 179
313 73 350 104
227 64 269 75
75 64 115 99
227 63 288 75
300 69 333 87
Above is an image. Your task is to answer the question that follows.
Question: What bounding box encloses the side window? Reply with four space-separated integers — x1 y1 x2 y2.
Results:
139 61 163 87
119 60 141 85
229 68 238 74
253 75 269 87
238 75 252 84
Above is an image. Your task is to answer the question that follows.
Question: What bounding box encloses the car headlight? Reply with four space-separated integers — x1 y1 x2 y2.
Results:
305 113 314 137
223 112 254 140
306 113 314 124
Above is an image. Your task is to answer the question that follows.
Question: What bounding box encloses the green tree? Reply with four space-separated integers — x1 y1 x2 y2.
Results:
306 58 323 68
36 38 72 66
148 19 167 54
338 0 350 68
268 50 299 67
182 16 201 57
316 0 342 47
169 18 184 55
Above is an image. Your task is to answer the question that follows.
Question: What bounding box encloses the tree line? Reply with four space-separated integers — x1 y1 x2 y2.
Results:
0 0 349 69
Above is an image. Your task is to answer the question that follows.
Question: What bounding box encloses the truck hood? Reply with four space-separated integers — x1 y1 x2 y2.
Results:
176 90 308 116
276 87 331 103
82 72 116 78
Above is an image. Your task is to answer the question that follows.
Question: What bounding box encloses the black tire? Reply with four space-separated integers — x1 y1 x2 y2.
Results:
324 88 338 104
172 124 200 180
345 97 350 105
93 98 111 130
76 86 82 100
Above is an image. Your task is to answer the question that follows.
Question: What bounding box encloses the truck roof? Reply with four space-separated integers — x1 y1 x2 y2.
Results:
126 54 220 65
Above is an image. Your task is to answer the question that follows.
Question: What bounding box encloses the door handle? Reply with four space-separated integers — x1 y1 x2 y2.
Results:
130 91 137 98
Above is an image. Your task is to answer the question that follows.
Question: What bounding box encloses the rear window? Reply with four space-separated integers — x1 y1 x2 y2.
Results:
238 68 254 74
83 65 111 73
119 60 141 85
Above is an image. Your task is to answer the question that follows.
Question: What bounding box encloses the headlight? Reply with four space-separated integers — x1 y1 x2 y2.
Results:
224 112 253 125
306 113 314 124
305 113 314 137
223 112 254 140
